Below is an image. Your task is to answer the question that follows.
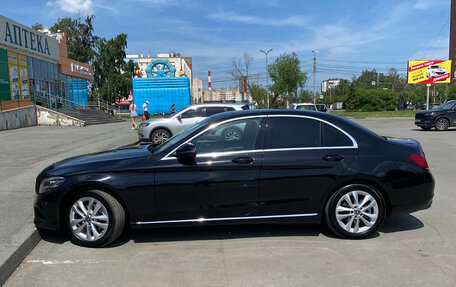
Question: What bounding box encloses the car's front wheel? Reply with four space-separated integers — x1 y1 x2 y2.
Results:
151 129 171 144
435 118 449 131
66 190 125 247
325 184 385 239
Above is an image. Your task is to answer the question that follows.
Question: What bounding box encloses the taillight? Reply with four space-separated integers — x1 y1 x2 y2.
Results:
407 154 429 170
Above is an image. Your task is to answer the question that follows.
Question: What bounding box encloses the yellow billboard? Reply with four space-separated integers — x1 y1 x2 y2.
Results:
408 60 452 84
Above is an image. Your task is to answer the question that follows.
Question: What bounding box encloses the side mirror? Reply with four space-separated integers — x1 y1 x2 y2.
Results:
177 114 182 121
175 143 196 160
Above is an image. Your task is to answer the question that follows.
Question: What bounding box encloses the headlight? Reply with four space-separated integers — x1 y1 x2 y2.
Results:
39 177 65 194
140 122 150 128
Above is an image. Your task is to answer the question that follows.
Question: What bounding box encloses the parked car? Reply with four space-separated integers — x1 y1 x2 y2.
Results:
316 104 328 112
35 109 434 247
138 103 249 144
289 103 317 111
415 100 456 131
426 65 447 79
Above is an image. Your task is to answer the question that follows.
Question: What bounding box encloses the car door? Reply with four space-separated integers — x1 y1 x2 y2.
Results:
154 116 264 221
259 115 358 216
174 107 204 133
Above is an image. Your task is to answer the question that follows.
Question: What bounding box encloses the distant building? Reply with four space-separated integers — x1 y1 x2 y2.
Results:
126 53 192 80
202 89 252 102
191 78 202 104
321 78 341 93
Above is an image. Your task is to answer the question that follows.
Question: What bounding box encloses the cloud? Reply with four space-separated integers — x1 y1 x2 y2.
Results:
412 0 433 10
46 0 94 15
208 10 309 27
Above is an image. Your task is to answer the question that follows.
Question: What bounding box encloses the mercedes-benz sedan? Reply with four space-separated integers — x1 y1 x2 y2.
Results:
35 110 434 247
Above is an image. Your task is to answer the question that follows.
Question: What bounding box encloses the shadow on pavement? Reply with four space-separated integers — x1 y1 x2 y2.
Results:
38 215 424 247
379 214 424 233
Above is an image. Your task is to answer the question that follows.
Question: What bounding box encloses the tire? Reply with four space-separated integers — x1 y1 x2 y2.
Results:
435 118 449 131
222 127 242 142
325 184 385 239
420 126 431 131
66 190 125 247
151 129 171 144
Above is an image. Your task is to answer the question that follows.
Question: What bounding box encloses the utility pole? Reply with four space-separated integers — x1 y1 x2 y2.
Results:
450 0 456 84
377 72 379 90
208 70 213 101
260 48 272 108
312 50 318 103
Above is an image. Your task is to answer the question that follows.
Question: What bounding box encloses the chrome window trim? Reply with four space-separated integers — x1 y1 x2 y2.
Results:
161 114 358 160
135 213 318 225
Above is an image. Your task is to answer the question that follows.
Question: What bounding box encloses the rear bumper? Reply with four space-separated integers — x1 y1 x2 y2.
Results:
388 171 435 216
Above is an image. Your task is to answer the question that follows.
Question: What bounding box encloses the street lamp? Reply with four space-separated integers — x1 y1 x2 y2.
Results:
260 48 273 108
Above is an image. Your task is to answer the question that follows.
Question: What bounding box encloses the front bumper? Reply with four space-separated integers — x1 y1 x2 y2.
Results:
414 117 434 128
34 188 64 231
137 127 150 141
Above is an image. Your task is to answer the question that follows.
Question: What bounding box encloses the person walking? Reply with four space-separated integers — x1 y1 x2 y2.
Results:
129 100 138 130
170 104 176 115
142 100 150 120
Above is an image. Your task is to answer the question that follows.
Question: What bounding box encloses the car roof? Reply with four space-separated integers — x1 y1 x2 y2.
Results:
292 103 315 105
191 103 247 108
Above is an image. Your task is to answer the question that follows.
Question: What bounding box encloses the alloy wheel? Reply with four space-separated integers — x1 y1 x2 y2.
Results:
69 197 109 242
153 131 169 144
335 190 379 234
435 118 449 131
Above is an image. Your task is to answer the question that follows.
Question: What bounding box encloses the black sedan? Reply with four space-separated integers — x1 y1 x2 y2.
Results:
415 100 456 131
35 110 434 247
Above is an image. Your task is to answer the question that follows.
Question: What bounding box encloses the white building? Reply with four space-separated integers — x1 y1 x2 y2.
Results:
126 53 192 80
191 78 203 104
321 78 341 93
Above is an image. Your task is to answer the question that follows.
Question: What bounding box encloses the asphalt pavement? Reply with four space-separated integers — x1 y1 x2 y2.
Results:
0 120 139 286
3 118 456 286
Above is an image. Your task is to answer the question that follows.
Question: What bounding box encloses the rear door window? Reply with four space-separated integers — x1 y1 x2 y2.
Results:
264 117 320 149
321 122 353 147
205 107 227 116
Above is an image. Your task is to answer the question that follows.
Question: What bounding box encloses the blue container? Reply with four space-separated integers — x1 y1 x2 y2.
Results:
132 77 191 115
66 78 88 107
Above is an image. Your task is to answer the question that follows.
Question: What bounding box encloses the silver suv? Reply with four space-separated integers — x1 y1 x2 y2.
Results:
138 103 249 143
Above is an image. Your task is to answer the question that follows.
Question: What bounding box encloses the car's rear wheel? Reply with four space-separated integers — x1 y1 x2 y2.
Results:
325 184 385 239
66 190 125 247
151 129 171 144
435 118 449 131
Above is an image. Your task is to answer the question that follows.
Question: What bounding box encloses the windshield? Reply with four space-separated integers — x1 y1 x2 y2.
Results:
436 101 456 110
153 118 212 153
296 105 315 110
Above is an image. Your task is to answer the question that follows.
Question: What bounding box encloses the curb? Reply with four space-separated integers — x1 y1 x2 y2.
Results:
0 229 40 286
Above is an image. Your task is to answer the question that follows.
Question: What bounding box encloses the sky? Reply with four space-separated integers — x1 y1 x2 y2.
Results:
1 0 451 90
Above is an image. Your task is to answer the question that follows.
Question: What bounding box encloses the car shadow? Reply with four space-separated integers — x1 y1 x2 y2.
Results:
379 214 424 233
117 224 325 246
38 215 424 247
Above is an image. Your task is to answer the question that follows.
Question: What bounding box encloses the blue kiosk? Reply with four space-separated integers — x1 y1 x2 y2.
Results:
132 59 191 115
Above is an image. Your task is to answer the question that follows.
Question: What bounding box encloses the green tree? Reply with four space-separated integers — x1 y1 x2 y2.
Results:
93 34 137 102
31 23 44 31
50 15 97 64
268 52 307 104
249 84 268 109
346 88 397 111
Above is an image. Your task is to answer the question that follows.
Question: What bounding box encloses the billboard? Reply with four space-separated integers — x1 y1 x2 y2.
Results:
408 60 452 84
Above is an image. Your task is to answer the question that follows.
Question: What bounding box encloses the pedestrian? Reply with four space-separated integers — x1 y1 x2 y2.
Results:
129 100 138 130
170 104 176 115
143 100 150 120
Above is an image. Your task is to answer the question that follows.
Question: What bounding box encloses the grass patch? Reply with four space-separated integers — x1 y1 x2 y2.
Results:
330 110 418 119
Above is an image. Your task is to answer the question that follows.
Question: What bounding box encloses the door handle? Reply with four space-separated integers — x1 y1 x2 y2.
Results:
232 156 254 164
323 154 344 162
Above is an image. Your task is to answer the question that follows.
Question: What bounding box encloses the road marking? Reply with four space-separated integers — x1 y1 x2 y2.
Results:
27 259 119 265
